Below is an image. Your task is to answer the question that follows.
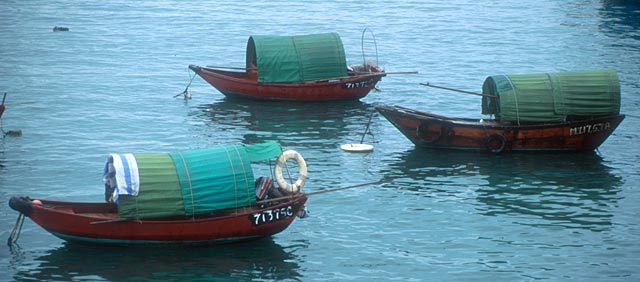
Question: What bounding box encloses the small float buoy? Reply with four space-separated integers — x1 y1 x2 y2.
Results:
342 111 375 153
32 200 43 205
4 130 22 137
182 89 192 99
340 143 374 153
53 26 69 32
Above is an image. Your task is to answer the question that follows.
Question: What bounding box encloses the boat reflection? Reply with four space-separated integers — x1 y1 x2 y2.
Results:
191 98 376 151
381 149 623 231
12 238 302 281
599 0 640 40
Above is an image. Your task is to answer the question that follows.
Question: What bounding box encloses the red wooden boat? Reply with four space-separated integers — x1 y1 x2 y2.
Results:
8 142 311 246
375 104 624 153
8 195 307 246
189 65 384 101
189 32 385 101
376 70 625 153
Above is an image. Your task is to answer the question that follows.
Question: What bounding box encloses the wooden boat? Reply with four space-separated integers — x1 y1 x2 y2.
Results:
8 195 307 246
375 104 624 153
189 65 384 101
8 142 310 246
189 32 385 101
376 70 625 153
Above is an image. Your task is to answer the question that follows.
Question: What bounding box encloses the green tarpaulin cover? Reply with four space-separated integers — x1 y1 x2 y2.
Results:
246 32 347 83
116 142 282 219
118 153 185 219
481 70 620 123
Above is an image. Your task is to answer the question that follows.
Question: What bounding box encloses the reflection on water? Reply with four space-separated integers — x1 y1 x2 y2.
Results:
191 98 377 151
381 149 623 231
599 0 640 40
0 149 5 171
11 238 303 281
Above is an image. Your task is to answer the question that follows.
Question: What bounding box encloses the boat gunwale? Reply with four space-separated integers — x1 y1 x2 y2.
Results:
30 194 308 224
377 104 625 129
194 65 386 86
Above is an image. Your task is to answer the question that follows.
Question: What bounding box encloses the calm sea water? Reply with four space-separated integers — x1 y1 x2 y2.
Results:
1 0 639 281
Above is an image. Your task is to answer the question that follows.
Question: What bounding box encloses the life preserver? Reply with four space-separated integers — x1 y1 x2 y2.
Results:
274 150 307 193
486 134 506 153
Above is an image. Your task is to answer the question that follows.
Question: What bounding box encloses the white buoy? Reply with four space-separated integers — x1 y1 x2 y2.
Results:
342 112 376 153
340 143 373 152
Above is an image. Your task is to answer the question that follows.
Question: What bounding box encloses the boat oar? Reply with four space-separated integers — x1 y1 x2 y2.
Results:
205 65 257 70
305 179 392 196
352 71 418 75
324 71 419 81
421 82 499 99
257 179 393 205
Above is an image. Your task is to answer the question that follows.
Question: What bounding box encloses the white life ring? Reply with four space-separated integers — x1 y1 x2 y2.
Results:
274 150 307 193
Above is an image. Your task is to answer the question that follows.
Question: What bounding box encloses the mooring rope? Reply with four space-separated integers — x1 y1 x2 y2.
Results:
284 157 293 188
174 69 196 99
7 213 25 246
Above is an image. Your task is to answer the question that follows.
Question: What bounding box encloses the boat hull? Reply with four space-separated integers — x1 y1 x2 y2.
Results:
189 65 384 102
11 196 307 246
375 105 625 153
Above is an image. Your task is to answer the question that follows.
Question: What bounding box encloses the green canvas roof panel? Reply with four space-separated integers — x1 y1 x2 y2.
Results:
243 141 282 161
118 153 185 220
246 32 347 83
114 143 281 220
170 145 255 216
481 70 620 123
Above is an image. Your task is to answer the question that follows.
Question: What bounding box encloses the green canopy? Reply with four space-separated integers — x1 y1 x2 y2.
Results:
246 32 347 83
118 153 185 219
116 142 282 219
482 70 620 123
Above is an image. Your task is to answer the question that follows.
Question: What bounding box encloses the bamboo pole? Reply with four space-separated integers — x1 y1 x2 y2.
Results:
203 65 415 76
421 82 499 98
311 71 416 82
91 179 393 224
205 65 257 70
256 179 392 205
352 71 418 75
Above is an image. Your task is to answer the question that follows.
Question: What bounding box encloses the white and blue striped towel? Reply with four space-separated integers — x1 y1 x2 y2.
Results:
103 153 140 203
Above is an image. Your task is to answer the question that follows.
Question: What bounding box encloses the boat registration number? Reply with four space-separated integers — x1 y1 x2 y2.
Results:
251 205 296 226
344 78 375 89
